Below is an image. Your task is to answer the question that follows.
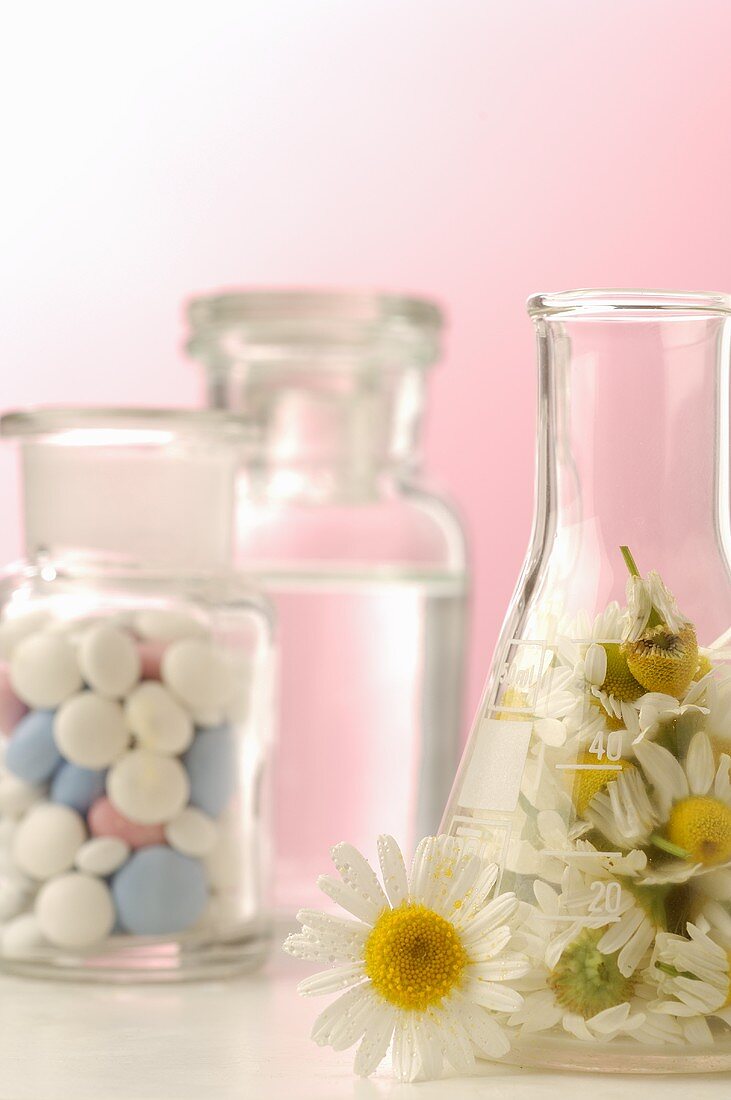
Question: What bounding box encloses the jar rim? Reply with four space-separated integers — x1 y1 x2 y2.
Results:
527 288 731 319
186 287 443 370
187 288 442 330
0 406 253 444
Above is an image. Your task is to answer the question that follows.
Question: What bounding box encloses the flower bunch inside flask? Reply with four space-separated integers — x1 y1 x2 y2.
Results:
486 551 731 1049
0 410 274 979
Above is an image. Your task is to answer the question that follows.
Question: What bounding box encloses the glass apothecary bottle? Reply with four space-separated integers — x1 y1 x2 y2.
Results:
186 290 467 912
443 291 731 1072
0 409 274 980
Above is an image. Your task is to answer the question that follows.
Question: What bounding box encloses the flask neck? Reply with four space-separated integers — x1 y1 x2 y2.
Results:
533 308 731 623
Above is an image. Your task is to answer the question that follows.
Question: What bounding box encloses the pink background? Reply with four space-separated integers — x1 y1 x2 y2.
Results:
2 1 731 728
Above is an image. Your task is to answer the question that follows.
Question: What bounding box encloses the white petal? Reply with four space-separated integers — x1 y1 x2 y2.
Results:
634 740 688 815
377 835 408 908
391 1015 420 1083
686 732 715 796
460 1004 511 1058
330 842 388 912
464 978 524 1012
617 918 655 977
468 953 530 982
328 990 381 1051
585 643 607 686
411 1012 444 1081
310 984 371 1044
317 875 382 924
297 963 365 997
409 836 436 905
534 718 567 747
353 1013 396 1077
432 1001 476 1077
460 891 518 944
586 1002 631 1034
682 1015 714 1046
597 907 644 955
715 754 731 802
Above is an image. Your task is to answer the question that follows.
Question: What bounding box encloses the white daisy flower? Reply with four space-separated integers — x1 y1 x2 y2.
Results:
283 835 529 1082
653 921 731 1033
509 879 683 1045
586 731 731 886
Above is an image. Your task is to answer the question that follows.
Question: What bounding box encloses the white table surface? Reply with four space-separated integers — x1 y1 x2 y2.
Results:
0 946 729 1100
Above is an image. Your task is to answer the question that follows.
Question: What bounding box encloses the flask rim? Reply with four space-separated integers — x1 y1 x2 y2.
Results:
527 288 731 319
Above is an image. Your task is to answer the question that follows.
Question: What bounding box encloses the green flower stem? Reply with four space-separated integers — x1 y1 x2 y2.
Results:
650 833 690 859
620 545 663 629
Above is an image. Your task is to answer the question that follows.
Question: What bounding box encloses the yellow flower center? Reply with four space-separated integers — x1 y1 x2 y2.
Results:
666 796 731 866
624 623 698 697
363 903 469 1011
571 751 635 816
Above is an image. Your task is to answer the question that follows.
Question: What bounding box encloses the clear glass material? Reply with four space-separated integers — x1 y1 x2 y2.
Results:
443 291 731 1072
0 410 274 980
186 290 468 912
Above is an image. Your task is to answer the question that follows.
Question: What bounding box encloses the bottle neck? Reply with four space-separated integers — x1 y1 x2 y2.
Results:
204 361 427 502
532 312 731 625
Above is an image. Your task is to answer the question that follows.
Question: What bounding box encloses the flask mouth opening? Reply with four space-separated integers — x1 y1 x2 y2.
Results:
185 287 443 371
527 289 731 320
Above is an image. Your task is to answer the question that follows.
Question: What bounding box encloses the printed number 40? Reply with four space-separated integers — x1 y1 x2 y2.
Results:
589 730 622 761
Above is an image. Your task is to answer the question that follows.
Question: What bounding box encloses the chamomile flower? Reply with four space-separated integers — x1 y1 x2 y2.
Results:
653 921 731 1032
509 893 682 1045
586 731 731 886
283 835 528 1082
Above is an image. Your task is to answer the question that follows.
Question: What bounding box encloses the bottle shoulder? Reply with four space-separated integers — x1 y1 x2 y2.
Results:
233 478 467 575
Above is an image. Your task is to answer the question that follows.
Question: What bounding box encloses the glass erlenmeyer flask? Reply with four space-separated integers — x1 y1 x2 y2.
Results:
443 290 731 1072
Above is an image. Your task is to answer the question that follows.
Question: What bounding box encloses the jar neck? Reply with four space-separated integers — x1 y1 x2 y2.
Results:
204 361 427 502
532 311 731 616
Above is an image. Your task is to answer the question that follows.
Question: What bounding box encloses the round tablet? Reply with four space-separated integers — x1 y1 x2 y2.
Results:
50 763 106 815
0 610 51 659
183 725 236 817
0 772 44 818
0 663 28 736
88 796 166 848
54 692 129 769
162 639 235 716
9 633 82 708
112 846 208 935
107 749 189 825
124 682 193 755
12 803 86 880
0 861 35 922
1 913 46 957
4 710 62 784
36 872 115 948
78 624 141 699
134 610 207 643
204 829 242 892
164 807 217 858
75 836 130 876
